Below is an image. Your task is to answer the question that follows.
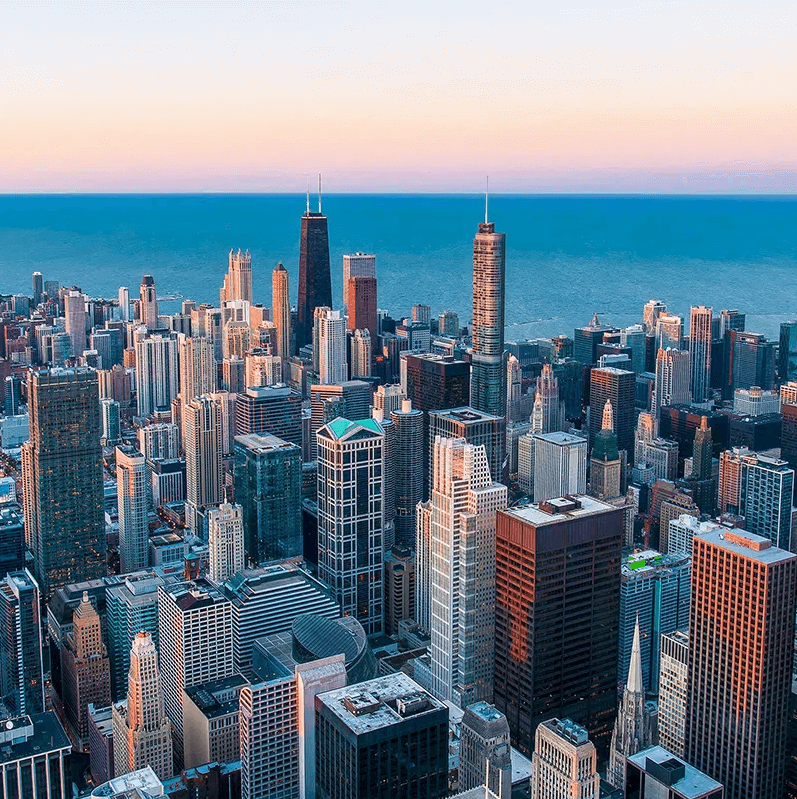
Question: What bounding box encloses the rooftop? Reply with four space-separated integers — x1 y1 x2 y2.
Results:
502 494 618 527
184 674 249 720
320 417 383 440
534 431 587 446
628 746 722 798
317 672 446 735
696 527 797 564
234 432 298 453
161 579 229 611
0 713 71 766
430 406 502 423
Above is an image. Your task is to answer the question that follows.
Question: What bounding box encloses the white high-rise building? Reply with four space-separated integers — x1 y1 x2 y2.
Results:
733 386 780 416
135 333 179 417
653 348 691 416
221 248 253 305
183 395 223 534
428 436 508 706
350 328 372 378
314 307 347 385
506 354 523 422
643 299 667 334
535 364 564 433
533 431 587 503
207 503 244 583
65 289 86 359
373 384 406 416
112 631 173 779
689 306 713 402
179 336 216 402
116 445 148 574
245 351 282 388
530 718 600 799
138 422 180 460
342 253 376 314
222 320 252 360
656 313 683 352
118 287 130 322
415 499 433 633
157 580 234 766
658 630 689 758
316 417 385 635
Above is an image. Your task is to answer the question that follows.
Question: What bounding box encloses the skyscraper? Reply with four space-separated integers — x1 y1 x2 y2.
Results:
179 335 216 402
459 702 512 797
316 418 385 635
118 286 130 321
590 400 621 500
272 262 291 362
234 433 303 564
221 248 253 305
116 445 148 574
235 384 302 447
342 252 376 313
139 274 159 329
589 366 635 459
0 570 44 715
297 185 332 348
533 431 587 503
390 399 424 548
658 630 689 758
643 299 667 334
32 270 43 305
314 307 347 385
135 332 180 417
738 452 795 549
64 289 86 359
494 496 623 754
183 395 223 534
780 320 797 382
688 306 712 402
350 328 372 379
686 528 797 799
207 503 245 582
22 368 106 600
428 437 507 706
530 718 600 799
112 631 173 780
608 618 656 787
656 313 683 352
347 276 378 344
535 363 564 433
653 348 691 417
470 212 507 418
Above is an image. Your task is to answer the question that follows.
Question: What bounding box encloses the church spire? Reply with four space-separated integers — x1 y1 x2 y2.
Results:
627 615 644 695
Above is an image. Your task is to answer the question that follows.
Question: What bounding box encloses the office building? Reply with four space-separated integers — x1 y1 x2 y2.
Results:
589 367 635 459
157 579 234 766
530 718 600 799
297 189 332 348
116 446 148 575
139 275 159 329
728 331 776 393
686 528 797 799
783 401 797 471
439 309 460 337
574 313 617 366
347 276 378 344
234 433 302 564
183 395 223 535
88 704 114 785
656 313 683 352
619 550 690 693
271 262 291 363
659 630 689 758
643 299 667 333
135 333 179 417
589 400 621 500
534 363 565 432
240 657 346 799
138 421 180 460
737 452 794 549
309 380 372 459
64 289 86 359
117 285 130 321
314 307 347 385
428 407 504 493
459 702 512 797
494 496 623 754
342 253 376 311
0 570 44 715
608 619 656 787
317 418 385 635
427 437 507 706
404 352 471 412
99 397 121 447
31 270 43 305
680 416 714 514
390 400 424 547
208 503 245 583
221 248 253 305
222 320 252 360
470 215 506 417
315 673 449 799
350 328 372 379
733 386 779 416
61 592 112 749
22 368 106 600
235 384 302 447
373 384 406 416
0 714 72 799
112 631 173 780
245 350 282 387
221 563 339 672
532 431 587 502
626 746 724 799
384 546 415 636
0 503 25 577
179 336 215 401
653 348 691 417
688 306 712 402
780 321 797 381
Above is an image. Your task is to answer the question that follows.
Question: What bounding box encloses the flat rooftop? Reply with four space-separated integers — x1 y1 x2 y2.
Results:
317 672 445 735
696 527 797 564
628 745 722 798
502 494 617 527
534 431 586 446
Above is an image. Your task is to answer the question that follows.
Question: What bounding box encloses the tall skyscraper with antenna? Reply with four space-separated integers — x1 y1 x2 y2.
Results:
470 182 507 419
297 175 332 349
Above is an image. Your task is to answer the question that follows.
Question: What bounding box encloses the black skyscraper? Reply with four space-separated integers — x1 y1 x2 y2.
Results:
297 184 332 348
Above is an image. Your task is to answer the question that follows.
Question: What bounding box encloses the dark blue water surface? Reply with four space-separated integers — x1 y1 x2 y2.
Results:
1 194 795 340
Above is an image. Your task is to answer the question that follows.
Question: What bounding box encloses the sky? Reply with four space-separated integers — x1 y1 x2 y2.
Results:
1 0 795 193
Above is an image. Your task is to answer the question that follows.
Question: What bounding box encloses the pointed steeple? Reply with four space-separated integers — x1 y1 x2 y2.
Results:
627 615 644 695
602 399 614 432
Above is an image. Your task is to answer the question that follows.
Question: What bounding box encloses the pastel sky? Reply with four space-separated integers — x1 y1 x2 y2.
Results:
1 0 795 193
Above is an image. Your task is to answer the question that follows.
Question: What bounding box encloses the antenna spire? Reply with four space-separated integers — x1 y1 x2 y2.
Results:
318 172 322 214
306 178 310 214
485 175 489 224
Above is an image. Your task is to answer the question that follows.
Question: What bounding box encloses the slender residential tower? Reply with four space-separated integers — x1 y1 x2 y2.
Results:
689 305 713 402
297 177 332 348
470 189 507 418
139 275 159 329
272 262 291 361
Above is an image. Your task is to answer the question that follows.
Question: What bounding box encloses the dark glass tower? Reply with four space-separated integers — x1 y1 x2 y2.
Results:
297 186 332 349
